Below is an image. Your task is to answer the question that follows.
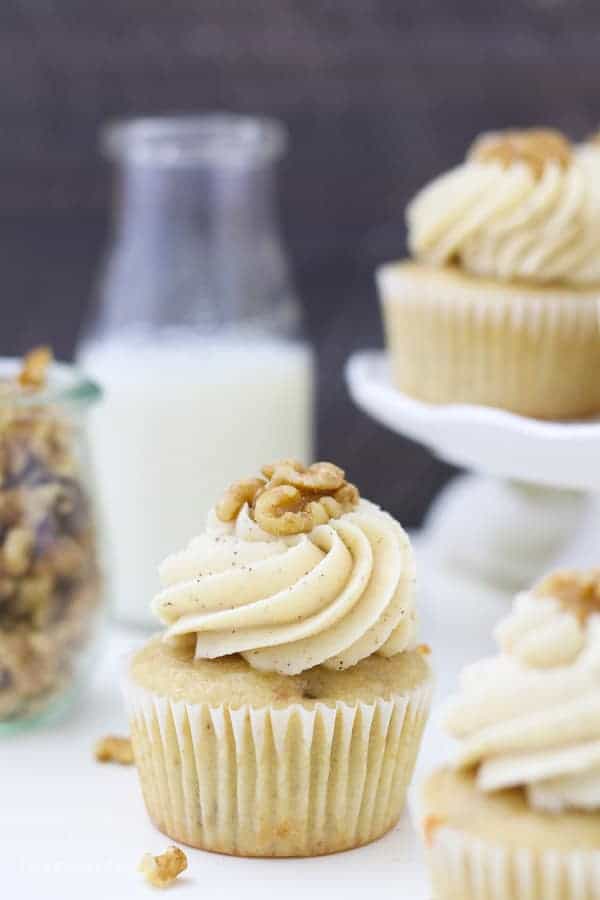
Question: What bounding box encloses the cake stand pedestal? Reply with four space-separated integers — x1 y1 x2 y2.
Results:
346 351 600 678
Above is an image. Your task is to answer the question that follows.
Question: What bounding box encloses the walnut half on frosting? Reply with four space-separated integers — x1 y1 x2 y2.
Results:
469 128 572 179
535 569 600 623
215 459 360 536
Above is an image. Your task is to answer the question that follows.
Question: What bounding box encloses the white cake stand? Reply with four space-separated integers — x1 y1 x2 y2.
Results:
346 351 600 679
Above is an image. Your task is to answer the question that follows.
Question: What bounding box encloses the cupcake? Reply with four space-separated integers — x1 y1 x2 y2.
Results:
124 460 432 857
377 128 600 419
419 569 600 900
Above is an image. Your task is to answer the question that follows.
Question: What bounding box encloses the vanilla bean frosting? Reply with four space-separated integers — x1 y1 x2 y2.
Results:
153 496 418 676
445 571 600 813
407 129 600 286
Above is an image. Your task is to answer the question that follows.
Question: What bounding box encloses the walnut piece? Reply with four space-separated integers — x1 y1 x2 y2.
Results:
535 569 600 623
262 459 345 493
17 346 53 389
138 846 187 888
261 457 301 480
216 460 360 536
2 528 33 577
253 485 314 535
422 814 445 848
94 734 134 765
469 128 572 179
215 477 266 522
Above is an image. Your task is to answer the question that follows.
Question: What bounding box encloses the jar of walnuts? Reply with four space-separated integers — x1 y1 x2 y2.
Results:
0 348 103 728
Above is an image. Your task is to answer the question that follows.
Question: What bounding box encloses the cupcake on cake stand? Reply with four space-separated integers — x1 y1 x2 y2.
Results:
346 350 600 677
351 127 600 677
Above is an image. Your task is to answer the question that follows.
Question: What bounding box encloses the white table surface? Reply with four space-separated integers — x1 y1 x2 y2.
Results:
2 616 455 900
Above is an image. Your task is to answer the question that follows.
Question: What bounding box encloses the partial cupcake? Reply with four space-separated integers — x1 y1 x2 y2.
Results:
124 460 432 857
377 128 600 419
419 569 600 900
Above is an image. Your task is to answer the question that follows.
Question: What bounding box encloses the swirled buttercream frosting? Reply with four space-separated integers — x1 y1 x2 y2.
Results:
407 128 600 286
445 570 600 813
153 460 418 676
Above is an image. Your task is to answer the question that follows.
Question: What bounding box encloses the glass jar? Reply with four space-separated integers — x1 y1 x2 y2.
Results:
78 114 314 626
0 354 103 729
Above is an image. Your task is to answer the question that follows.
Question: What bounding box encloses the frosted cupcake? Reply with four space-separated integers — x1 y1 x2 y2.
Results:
419 570 600 900
378 128 600 419
124 460 432 857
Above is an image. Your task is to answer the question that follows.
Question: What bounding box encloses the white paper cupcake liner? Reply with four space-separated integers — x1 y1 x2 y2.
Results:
378 262 600 420
424 823 600 900
123 672 432 857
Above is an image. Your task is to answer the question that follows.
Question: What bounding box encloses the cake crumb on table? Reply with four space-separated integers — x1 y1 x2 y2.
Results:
94 734 134 765
138 846 188 888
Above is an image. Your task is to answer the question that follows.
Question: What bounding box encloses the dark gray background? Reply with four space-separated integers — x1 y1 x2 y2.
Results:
2 1 599 524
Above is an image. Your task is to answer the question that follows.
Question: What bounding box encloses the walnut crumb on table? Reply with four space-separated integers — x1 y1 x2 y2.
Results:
422 815 445 847
94 734 134 764
139 846 188 888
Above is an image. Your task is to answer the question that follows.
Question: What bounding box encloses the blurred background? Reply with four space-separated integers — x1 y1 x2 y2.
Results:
2 0 599 525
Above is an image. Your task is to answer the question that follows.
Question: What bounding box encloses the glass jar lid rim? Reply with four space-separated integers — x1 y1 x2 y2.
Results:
0 358 101 408
102 113 288 166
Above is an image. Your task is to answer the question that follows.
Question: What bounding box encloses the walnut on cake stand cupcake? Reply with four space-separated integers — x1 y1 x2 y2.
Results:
346 127 600 671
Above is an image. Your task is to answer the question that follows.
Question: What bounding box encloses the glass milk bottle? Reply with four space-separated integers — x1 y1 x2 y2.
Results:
78 115 314 626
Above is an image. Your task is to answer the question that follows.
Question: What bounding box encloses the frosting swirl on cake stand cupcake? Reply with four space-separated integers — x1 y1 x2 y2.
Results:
407 128 600 286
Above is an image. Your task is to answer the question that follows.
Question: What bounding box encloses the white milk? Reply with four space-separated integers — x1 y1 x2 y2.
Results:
79 335 314 625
